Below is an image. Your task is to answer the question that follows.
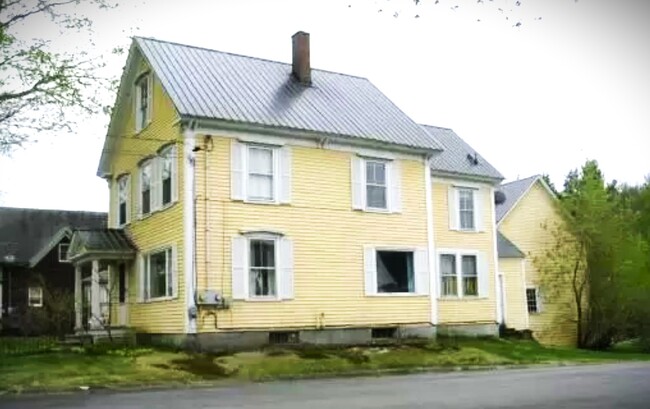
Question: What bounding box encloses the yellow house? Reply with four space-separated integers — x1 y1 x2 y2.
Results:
66 32 516 348
496 175 578 346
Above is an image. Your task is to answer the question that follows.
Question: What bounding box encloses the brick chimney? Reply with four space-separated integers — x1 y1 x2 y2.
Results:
292 31 311 85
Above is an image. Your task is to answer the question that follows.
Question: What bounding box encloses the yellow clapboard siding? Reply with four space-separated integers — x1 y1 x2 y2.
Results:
193 137 431 332
432 180 498 324
107 59 185 334
499 258 528 330
499 182 578 345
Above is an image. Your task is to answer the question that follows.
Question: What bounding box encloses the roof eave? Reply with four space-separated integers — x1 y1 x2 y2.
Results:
187 116 442 156
430 169 504 185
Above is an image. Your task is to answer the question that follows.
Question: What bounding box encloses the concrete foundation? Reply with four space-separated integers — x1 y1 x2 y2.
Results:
436 323 499 338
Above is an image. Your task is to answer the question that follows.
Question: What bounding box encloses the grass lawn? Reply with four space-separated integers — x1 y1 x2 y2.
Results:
1 337 648 393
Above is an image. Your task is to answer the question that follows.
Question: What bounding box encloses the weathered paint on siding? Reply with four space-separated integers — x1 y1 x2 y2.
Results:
498 182 577 345
499 258 528 330
193 137 430 332
431 180 497 325
106 59 185 334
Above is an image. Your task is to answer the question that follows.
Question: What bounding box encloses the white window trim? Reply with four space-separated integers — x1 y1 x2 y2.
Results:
364 159 390 212
116 174 131 227
28 286 43 307
366 245 428 297
159 145 177 210
526 286 541 314
58 243 70 263
134 72 152 133
143 246 176 302
245 233 281 301
436 249 482 299
456 187 477 232
245 145 280 204
136 146 178 220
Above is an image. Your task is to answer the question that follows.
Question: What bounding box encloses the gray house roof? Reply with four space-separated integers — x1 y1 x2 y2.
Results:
134 36 443 152
495 175 540 222
0 207 107 266
497 231 525 258
422 125 503 182
67 229 136 263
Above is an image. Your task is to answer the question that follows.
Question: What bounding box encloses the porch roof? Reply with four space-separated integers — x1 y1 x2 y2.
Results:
68 229 136 263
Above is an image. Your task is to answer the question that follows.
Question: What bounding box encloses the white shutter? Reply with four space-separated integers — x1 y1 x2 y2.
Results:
475 188 484 232
231 141 246 201
478 252 490 298
278 237 294 299
170 245 178 298
389 160 402 213
351 156 365 210
171 146 179 203
137 254 145 302
279 146 292 204
364 246 377 296
231 236 247 300
448 186 458 230
414 248 429 295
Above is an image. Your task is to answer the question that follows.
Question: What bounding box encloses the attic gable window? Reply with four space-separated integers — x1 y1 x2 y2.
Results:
135 73 152 132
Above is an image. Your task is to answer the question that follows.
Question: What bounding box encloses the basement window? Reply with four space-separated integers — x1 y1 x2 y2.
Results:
269 331 299 345
376 251 414 293
371 327 397 339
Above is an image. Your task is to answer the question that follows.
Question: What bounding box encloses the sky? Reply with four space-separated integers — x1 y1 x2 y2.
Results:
0 0 649 212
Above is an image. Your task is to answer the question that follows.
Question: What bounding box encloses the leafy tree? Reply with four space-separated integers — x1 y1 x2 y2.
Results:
0 0 115 154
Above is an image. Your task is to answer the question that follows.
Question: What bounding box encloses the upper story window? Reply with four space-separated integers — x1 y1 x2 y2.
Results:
135 73 152 132
366 160 387 210
139 160 153 216
448 186 482 232
58 243 70 263
136 145 177 219
352 156 401 213
248 146 275 201
438 250 487 298
231 141 291 204
117 174 130 226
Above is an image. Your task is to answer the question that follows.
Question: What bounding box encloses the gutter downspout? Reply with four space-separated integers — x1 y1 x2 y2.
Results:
183 124 197 334
491 186 503 327
424 155 438 326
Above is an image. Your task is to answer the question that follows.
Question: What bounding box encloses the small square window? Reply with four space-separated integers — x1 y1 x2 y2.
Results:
376 250 414 293
58 243 70 263
28 286 43 307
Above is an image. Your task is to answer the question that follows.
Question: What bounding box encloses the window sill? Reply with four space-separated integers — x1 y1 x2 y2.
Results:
243 198 281 206
367 293 425 297
439 296 487 301
134 121 152 136
137 200 178 221
140 296 177 304
244 296 282 302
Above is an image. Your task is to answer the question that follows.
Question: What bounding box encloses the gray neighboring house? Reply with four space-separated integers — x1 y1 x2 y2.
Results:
0 207 107 335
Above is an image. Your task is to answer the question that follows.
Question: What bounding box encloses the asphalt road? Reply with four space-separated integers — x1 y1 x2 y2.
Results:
3 363 650 409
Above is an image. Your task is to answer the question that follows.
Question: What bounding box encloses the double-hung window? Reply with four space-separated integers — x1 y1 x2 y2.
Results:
449 186 481 232
145 248 174 300
249 239 276 297
117 174 130 226
231 141 292 204
438 251 486 298
160 146 174 207
28 286 43 307
248 146 275 202
351 156 401 213
366 160 387 210
526 287 541 313
58 243 70 263
140 160 152 216
135 73 151 132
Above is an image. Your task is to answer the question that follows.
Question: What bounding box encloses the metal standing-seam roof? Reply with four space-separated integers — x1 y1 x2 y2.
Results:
422 125 503 182
134 36 442 152
495 175 540 222
67 229 136 262
496 231 525 258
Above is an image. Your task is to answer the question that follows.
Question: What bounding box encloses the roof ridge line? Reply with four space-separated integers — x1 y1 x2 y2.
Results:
134 36 370 80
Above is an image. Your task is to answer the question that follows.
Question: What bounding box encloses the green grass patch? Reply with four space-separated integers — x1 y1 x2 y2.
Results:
1 337 648 393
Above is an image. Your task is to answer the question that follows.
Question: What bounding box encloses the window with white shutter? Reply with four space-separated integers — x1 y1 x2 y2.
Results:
449 186 482 232
232 233 294 301
364 246 428 296
231 141 291 205
352 157 401 213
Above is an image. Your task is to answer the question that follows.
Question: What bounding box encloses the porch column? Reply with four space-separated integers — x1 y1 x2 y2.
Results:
90 259 101 330
74 264 82 330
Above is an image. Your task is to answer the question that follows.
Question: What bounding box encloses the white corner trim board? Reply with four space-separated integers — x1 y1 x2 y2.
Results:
425 156 438 325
